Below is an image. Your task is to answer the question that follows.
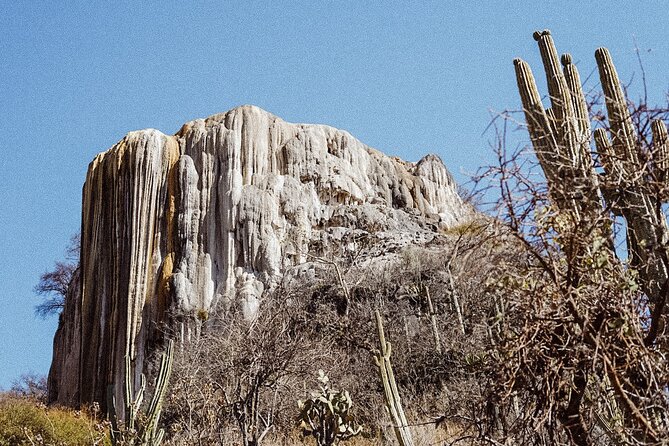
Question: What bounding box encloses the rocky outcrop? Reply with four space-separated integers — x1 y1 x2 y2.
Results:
48 105 471 412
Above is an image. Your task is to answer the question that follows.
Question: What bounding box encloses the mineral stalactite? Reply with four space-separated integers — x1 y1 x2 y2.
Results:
48 105 472 412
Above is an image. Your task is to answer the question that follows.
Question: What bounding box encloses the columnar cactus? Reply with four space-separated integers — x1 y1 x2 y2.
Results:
373 310 414 446
513 31 602 225
514 30 669 313
107 339 174 446
651 120 669 186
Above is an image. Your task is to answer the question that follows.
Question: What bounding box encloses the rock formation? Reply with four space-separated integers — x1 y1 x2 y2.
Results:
48 105 472 412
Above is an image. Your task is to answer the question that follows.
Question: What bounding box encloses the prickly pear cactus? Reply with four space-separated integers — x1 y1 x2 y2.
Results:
297 370 362 446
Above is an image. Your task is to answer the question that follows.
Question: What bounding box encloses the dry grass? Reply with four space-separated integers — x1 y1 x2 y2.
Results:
0 395 110 446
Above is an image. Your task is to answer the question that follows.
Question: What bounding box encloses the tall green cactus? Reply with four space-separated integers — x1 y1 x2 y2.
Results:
373 310 414 446
514 30 669 319
108 339 174 446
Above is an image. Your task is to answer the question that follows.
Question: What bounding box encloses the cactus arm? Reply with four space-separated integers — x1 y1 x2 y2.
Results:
534 30 578 156
651 120 669 186
561 53 601 208
513 58 561 184
385 354 411 435
107 385 120 442
141 339 174 444
595 47 641 176
375 311 399 430
133 375 146 430
124 353 133 430
147 341 174 431
153 429 165 446
561 53 591 144
375 310 387 352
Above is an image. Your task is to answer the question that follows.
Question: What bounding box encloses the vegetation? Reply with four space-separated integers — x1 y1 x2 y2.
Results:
108 341 174 446
8 374 48 403
9 28 668 446
372 310 413 446
0 395 109 445
474 30 669 444
160 219 502 445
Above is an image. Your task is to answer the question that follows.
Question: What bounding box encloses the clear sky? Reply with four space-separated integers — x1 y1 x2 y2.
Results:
0 1 667 389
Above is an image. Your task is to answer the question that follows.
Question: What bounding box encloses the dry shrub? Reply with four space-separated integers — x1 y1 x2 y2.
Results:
162 218 510 445
164 292 335 445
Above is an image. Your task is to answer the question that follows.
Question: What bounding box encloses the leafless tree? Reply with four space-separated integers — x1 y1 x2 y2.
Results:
165 291 330 446
9 373 48 403
33 233 79 318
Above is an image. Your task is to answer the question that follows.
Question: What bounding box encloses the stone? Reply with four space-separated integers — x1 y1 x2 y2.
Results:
48 105 472 412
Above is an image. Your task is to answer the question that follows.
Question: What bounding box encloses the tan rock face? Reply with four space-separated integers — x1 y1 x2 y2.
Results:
48 105 472 411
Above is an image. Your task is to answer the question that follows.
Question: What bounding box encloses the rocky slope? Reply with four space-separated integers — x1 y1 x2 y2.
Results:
48 105 472 412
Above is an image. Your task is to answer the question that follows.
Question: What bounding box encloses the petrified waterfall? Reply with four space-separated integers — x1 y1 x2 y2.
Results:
48 105 471 411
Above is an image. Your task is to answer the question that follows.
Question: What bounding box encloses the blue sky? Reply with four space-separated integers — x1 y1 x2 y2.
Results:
0 1 667 389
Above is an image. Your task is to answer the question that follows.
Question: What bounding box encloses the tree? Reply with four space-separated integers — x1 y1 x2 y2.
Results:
34 233 79 318
9 373 48 403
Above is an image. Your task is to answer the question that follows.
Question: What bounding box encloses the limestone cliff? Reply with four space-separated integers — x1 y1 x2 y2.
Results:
48 105 471 411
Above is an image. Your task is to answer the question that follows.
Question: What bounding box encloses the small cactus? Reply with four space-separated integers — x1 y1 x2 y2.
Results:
297 370 362 446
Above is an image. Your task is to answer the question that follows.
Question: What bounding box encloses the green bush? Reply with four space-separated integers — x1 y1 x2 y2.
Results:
0 396 110 446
